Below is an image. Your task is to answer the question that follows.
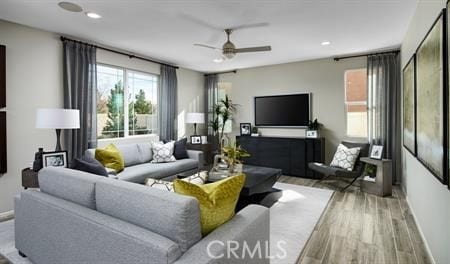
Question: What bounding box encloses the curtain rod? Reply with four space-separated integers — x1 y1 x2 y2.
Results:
333 49 400 61
60 36 179 69
204 70 237 76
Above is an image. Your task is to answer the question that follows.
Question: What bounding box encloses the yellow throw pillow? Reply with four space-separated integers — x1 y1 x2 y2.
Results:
173 174 245 236
95 144 125 172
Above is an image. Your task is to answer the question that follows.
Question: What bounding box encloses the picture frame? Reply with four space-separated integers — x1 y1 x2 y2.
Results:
370 145 384 160
42 151 68 168
190 135 202 145
306 130 318 138
240 123 251 136
402 55 416 156
416 10 447 183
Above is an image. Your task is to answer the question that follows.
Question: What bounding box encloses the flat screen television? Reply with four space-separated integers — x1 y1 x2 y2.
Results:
254 93 311 127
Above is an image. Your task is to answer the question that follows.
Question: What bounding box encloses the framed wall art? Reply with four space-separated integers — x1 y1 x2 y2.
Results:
403 55 416 155
416 11 447 183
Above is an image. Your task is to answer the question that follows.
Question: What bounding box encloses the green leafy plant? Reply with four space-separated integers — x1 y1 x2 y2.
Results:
251 126 258 134
308 118 321 130
209 95 238 150
363 164 377 177
222 141 250 166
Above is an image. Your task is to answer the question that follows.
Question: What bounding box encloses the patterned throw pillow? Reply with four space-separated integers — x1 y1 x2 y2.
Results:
151 141 176 163
145 172 208 191
330 144 361 171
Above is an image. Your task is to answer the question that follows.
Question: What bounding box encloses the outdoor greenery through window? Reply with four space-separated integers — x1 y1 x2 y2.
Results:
97 64 158 139
345 69 368 138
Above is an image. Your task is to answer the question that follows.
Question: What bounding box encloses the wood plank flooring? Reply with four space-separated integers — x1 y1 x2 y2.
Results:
278 176 433 264
0 176 433 264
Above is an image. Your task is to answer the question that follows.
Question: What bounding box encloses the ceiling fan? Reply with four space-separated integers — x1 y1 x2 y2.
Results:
194 29 271 60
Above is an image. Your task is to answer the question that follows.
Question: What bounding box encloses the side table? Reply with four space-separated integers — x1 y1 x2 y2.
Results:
360 157 392 196
22 168 39 189
187 143 212 166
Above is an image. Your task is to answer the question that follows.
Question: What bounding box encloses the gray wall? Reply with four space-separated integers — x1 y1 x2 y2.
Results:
218 57 367 162
0 19 203 213
401 1 450 263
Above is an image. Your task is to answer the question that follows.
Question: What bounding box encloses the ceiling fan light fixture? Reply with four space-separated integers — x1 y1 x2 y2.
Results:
321 41 331 46
223 52 235 59
213 58 224 63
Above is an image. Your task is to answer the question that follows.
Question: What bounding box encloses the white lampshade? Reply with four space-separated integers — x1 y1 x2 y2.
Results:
185 113 205 124
36 108 80 129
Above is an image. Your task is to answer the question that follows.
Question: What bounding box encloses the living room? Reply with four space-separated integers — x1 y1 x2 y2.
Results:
0 0 449 263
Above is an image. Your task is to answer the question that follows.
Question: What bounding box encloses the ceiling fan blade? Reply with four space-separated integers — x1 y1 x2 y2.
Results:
235 46 272 53
231 22 270 31
193 44 222 51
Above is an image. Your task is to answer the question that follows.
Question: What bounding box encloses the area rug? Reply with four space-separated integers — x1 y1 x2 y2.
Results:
0 182 333 264
266 182 333 264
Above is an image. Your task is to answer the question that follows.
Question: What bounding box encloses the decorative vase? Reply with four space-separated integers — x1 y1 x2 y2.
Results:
233 163 243 173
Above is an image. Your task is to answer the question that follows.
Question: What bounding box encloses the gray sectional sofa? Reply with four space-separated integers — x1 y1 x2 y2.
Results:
85 142 204 183
15 167 270 264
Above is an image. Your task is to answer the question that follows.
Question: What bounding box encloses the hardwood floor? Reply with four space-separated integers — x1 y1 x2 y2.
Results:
0 177 433 264
278 175 433 264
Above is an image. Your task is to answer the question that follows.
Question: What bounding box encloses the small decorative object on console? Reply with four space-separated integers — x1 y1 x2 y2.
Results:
42 151 68 168
190 135 202 145
306 118 321 138
251 126 260 137
370 145 384 160
32 147 44 171
240 123 251 136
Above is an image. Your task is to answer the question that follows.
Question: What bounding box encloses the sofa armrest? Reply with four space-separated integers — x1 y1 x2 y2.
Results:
174 205 270 264
187 150 204 167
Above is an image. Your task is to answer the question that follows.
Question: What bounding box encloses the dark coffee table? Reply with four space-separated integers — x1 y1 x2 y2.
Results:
240 165 282 196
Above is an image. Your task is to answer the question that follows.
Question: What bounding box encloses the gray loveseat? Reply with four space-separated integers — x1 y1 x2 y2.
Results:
15 167 270 264
85 142 204 183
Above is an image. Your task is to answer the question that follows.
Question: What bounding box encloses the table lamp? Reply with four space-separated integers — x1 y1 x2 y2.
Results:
36 108 80 151
185 112 205 135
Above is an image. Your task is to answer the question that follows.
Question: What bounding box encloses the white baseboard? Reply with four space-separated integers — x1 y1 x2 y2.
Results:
0 210 14 221
405 197 436 264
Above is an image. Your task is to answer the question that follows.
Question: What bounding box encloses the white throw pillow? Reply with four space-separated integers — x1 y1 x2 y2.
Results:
330 144 361 171
151 141 176 163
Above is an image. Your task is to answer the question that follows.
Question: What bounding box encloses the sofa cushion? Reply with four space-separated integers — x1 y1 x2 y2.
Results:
38 167 101 209
173 174 246 236
95 144 125 172
117 159 198 183
95 179 202 253
137 142 153 163
71 155 108 177
173 138 189 159
115 143 141 167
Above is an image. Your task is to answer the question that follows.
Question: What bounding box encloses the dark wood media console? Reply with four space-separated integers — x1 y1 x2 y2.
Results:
236 136 325 179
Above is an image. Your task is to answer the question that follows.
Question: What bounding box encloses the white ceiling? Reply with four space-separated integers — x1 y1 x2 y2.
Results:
0 0 418 72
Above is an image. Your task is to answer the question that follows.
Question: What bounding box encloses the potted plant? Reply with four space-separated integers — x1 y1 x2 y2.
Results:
209 95 237 152
251 126 259 137
222 141 250 173
306 118 322 138
363 164 377 180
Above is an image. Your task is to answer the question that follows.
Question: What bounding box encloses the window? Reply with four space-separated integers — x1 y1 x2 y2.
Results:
345 69 368 138
96 64 158 139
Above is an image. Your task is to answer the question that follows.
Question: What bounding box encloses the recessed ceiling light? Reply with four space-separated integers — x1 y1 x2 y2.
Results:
213 58 224 63
58 2 83 12
86 12 101 19
321 41 331 46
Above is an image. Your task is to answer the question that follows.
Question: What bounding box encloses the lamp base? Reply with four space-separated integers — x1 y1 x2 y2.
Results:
55 129 62 151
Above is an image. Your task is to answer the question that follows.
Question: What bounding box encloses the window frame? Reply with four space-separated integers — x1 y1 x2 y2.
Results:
344 68 368 139
96 63 159 141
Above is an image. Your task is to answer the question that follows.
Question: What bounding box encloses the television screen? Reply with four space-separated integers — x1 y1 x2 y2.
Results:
254 94 310 127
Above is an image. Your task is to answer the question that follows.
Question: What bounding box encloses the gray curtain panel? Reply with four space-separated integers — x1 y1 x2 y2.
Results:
367 53 401 183
158 65 178 141
204 74 218 142
63 40 97 161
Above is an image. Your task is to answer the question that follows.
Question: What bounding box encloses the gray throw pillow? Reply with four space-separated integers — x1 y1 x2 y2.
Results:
71 155 108 176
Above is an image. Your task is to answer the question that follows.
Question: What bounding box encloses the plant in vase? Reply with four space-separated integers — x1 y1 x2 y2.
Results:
209 95 237 152
306 118 322 138
222 141 250 173
251 126 259 136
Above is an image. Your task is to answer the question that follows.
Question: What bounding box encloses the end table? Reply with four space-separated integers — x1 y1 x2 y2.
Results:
187 143 212 165
360 157 392 196
22 168 39 189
